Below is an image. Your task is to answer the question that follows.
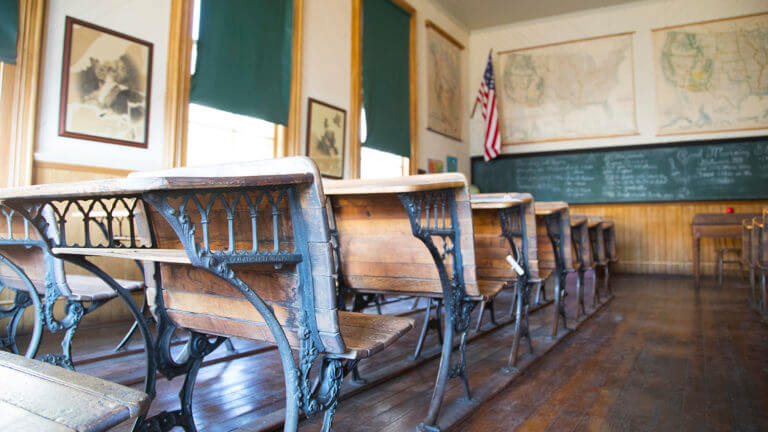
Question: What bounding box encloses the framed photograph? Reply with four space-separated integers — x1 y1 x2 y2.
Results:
306 98 346 178
426 20 463 141
428 158 444 173
446 156 458 172
59 17 153 148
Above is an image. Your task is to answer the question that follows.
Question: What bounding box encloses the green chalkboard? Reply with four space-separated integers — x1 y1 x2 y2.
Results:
471 137 768 204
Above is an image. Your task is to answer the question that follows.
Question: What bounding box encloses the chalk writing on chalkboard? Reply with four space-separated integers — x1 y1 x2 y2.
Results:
471 138 768 204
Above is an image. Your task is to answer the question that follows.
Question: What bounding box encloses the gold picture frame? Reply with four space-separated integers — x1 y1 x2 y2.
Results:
306 98 346 178
59 17 153 148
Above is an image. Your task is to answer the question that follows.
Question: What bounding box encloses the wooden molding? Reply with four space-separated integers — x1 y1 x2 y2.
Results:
286 0 304 156
350 0 418 177
33 160 134 177
408 5 418 174
349 0 362 179
8 0 46 187
163 0 194 168
425 20 464 50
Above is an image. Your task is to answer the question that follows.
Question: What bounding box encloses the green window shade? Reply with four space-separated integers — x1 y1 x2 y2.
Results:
190 0 293 126
362 0 410 158
0 0 18 64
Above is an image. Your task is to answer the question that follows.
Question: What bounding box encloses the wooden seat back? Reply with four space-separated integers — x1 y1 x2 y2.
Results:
534 202 574 273
130 157 346 354
602 220 618 262
570 215 593 270
742 219 753 268
587 216 608 266
470 193 539 281
752 217 764 270
324 174 480 298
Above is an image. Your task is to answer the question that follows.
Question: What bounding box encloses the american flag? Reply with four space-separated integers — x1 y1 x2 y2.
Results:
476 52 500 161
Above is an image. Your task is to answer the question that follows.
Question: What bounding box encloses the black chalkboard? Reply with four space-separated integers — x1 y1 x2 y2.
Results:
470 137 768 204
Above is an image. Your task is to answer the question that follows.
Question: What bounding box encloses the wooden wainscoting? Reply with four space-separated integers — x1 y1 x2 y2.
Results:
570 200 768 276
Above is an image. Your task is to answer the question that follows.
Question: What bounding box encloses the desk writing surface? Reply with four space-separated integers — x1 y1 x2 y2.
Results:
323 174 466 195
692 213 761 226
0 351 148 432
0 174 314 201
535 201 568 215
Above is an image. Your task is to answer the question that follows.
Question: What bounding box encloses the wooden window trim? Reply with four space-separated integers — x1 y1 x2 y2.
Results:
163 0 303 167
7 0 46 187
350 0 418 178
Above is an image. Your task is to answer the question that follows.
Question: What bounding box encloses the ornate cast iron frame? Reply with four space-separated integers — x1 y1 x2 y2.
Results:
544 212 571 338
2 183 354 432
497 204 533 372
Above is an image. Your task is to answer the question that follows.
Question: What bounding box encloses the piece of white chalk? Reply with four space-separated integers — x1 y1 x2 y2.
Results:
506 255 525 276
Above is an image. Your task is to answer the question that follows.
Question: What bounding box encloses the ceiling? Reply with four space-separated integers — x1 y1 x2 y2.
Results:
433 0 644 30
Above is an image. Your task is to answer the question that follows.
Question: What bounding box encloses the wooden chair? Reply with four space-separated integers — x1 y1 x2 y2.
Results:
570 215 594 318
325 174 504 430
0 157 414 431
471 192 537 370
0 350 149 432
742 219 755 303
602 219 618 294
587 216 610 305
534 202 575 337
752 216 766 312
0 204 145 369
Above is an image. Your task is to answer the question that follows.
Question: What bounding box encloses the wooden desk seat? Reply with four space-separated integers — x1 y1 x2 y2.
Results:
324 174 482 428
0 210 146 368
535 202 574 337
0 350 149 432
751 217 765 311
743 219 757 303
471 192 538 368
0 272 143 301
570 215 594 317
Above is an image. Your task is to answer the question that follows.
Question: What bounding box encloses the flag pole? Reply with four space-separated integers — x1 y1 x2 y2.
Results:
470 49 493 119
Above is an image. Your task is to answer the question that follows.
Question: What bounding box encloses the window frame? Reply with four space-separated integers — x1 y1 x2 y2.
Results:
163 0 303 168
350 0 418 179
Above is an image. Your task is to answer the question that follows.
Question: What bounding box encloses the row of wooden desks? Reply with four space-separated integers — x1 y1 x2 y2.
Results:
0 158 619 432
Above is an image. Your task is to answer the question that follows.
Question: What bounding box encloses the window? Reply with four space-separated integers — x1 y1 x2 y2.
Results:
184 0 279 167
360 147 409 179
359 107 409 178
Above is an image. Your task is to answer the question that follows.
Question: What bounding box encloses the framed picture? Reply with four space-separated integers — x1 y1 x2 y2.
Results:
428 158 444 173
306 98 346 178
426 20 463 141
59 17 153 148
446 156 458 172
496 32 637 144
652 12 768 136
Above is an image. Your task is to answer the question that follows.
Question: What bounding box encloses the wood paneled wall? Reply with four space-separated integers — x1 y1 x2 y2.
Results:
570 200 768 276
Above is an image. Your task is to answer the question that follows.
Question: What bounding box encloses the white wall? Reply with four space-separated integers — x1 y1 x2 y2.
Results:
35 0 170 171
299 0 471 176
468 0 768 158
299 0 352 177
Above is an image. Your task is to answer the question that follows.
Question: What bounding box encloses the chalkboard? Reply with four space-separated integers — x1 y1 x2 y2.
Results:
471 137 768 204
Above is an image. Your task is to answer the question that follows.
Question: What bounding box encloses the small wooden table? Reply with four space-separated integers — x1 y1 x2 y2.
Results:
692 213 760 286
0 350 149 431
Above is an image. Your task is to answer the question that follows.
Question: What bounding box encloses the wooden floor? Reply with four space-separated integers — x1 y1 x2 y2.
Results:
15 273 768 431
457 275 768 431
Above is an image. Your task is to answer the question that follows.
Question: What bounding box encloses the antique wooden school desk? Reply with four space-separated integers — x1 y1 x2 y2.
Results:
324 174 505 431
534 202 575 337
0 157 413 432
691 213 760 286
